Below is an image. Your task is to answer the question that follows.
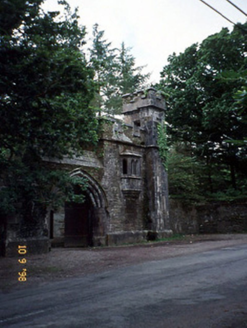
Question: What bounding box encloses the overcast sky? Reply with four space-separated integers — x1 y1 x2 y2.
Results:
43 0 247 83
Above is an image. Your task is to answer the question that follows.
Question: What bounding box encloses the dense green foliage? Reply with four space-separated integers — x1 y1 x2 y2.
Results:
221 69 247 147
166 144 202 201
158 23 247 201
0 0 97 219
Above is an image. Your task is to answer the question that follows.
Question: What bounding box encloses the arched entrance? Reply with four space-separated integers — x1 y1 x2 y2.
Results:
64 193 94 247
64 169 108 247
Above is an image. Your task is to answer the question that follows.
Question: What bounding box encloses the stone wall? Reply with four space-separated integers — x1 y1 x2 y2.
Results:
170 199 247 234
169 200 199 234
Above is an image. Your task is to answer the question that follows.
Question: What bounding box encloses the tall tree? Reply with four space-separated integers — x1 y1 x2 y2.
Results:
0 0 98 222
89 23 119 112
89 26 150 114
158 23 247 197
105 42 150 113
221 69 247 147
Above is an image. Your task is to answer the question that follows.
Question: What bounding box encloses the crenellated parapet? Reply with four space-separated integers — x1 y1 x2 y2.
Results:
122 88 166 113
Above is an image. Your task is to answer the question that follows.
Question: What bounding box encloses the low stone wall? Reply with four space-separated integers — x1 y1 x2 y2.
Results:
170 199 247 234
106 231 147 246
106 230 173 246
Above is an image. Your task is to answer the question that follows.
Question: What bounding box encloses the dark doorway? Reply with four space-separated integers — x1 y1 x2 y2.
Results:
64 193 94 247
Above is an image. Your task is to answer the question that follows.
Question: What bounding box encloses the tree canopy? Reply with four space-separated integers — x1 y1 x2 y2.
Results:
158 23 247 201
0 0 98 219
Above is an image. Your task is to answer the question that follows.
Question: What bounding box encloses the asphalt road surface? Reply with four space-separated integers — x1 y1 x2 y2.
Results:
1 244 247 328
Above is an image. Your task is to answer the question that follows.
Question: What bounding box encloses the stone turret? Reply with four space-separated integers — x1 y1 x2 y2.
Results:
122 88 165 113
122 88 166 146
122 87 166 125
122 88 170 236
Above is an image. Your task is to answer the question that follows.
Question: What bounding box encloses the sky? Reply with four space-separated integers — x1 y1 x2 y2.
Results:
42 0 247 83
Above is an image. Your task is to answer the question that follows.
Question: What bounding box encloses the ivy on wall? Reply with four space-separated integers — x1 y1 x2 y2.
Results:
157 121 168 170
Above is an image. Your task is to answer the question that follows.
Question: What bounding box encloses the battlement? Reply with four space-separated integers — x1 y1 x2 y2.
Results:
122 88 166 113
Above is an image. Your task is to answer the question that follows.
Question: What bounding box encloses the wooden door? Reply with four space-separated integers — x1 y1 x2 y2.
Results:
64 196 93 247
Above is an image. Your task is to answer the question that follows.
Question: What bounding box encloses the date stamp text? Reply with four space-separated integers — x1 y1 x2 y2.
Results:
18 245 27 282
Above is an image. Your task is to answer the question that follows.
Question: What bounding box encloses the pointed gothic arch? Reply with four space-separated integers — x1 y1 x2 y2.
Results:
63 168 108 247
70 168 108 209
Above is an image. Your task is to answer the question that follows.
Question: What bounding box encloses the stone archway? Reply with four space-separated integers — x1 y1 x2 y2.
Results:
64 169 108 247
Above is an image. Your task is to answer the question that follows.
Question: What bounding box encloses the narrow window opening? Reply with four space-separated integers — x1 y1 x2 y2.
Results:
134 120 141 127
131 159 137 175
123 159 128 174
133 120 141 137
136 160 140 176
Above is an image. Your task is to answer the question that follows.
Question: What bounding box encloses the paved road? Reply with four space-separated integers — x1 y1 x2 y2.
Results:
1 244 247 328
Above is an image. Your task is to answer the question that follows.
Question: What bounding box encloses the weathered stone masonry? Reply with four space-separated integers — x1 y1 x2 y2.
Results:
51 88 172 248
1 88 172 256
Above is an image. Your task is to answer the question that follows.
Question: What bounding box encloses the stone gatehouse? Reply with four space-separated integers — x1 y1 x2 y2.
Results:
3 88 172 256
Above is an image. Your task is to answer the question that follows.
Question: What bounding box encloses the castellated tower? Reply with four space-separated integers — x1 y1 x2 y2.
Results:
122 88 170 236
